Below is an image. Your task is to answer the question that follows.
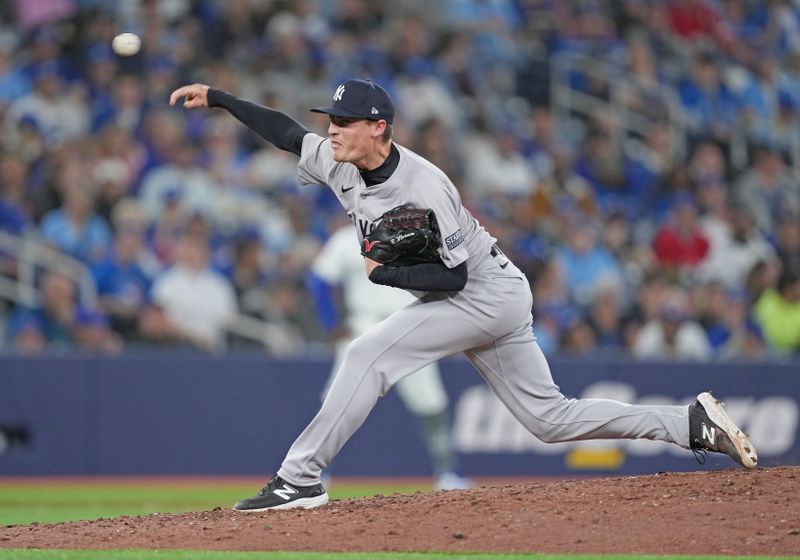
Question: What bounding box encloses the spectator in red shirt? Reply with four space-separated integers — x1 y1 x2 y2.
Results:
667 0 731 48
653 193 710 269
668 0 715 35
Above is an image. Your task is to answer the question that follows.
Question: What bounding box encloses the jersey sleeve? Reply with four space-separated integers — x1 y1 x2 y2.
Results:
297 133 336 186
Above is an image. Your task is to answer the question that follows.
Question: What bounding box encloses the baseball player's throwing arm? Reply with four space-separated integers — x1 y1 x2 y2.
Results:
170 84 309 155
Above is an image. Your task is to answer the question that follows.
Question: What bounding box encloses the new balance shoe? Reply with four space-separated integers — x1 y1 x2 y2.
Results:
233 475 329 511
689 392 758 469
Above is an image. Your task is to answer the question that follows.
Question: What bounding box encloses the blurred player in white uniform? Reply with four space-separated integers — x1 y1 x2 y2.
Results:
309 223 470 490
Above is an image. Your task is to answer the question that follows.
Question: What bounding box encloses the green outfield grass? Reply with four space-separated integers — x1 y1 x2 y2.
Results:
0 480 425 526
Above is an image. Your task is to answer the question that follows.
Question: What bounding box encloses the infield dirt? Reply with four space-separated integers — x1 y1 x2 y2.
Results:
2 466 799 555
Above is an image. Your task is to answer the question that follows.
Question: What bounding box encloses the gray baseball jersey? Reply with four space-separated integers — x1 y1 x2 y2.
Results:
277 133 690 486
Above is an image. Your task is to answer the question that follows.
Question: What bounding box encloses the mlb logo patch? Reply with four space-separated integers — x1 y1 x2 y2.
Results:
446 229 464 250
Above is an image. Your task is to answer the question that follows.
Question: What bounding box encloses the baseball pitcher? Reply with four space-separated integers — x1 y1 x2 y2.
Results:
170 79 757 511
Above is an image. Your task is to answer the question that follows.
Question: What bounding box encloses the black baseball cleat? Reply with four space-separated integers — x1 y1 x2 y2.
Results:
233 475 329 511
689 392 758 469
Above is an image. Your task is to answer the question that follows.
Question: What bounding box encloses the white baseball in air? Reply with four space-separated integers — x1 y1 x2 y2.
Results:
111 33 141 57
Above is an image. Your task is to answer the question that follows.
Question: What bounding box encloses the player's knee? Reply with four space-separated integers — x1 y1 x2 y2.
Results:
523 395 573 443
526 414 566 443
534 430 562 444
340 337 386 381
342 336 401 395
341 336 376 366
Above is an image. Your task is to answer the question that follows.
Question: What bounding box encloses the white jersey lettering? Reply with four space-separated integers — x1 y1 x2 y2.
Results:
357 218 372 238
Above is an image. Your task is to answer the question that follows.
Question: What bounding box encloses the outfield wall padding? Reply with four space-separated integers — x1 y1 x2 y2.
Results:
1 354 797 475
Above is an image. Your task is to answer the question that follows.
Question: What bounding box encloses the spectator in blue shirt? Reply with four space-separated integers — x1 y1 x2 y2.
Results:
587 284 626 355
91 228 154 340
7 270 120 354
698 283 765 359
0 32 30 111
623 121 676 216
574 127 626 207
0 198 26 234
773 210 800 272
677 50 738 143
734 49 796 142
555 218 624 309
40 183 112 265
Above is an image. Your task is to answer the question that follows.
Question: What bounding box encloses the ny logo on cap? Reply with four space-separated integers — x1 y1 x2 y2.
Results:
333 85 345 102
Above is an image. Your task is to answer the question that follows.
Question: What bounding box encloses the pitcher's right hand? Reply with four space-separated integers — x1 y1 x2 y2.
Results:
169 83 210 109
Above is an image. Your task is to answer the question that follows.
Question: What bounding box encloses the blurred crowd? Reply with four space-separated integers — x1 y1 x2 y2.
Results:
0 0 799 359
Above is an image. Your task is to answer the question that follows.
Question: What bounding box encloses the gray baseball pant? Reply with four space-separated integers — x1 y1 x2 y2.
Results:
277 272 689 486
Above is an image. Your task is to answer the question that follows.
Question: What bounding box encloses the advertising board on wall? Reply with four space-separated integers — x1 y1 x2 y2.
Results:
1 356 797 476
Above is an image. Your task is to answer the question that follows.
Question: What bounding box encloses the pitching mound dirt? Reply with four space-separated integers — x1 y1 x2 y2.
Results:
2 466 799 555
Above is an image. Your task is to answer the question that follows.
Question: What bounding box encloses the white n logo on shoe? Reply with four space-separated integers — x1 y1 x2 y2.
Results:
702 424 716 442
274 484 298 501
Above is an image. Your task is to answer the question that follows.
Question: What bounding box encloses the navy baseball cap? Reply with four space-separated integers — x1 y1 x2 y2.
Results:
311 79 394 124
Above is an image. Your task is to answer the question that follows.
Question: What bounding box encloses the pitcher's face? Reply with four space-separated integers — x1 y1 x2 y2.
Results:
328 116 383 166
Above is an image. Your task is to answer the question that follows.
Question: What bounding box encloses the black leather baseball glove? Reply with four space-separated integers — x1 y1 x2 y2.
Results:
361 205 441 265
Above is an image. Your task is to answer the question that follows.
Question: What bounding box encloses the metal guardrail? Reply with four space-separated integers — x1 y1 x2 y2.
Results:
550 52 687 164
226 313 303 356
0 275 36 307
0 230 97 307
0 230 294 354
550 51 800 171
